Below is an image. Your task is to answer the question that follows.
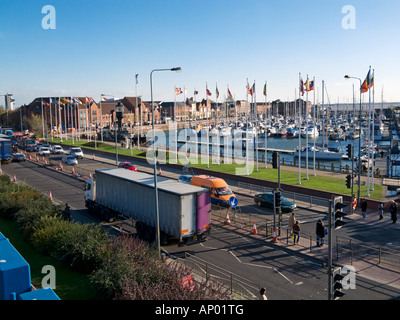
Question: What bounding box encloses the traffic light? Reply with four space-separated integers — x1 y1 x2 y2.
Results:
332 267 345 300
346 144 353 159
272 152 279 169
346 174 351 189
333 196 348 230
274 190 281 208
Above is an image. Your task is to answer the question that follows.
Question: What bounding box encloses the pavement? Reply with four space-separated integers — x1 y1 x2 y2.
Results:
75 148 400 292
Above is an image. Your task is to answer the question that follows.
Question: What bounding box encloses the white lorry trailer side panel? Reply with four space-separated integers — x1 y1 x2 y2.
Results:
95 169 205 238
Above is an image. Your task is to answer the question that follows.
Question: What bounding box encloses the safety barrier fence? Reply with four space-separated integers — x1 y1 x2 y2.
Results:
177 252 261 300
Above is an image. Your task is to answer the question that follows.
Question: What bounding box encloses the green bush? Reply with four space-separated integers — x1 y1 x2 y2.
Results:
30 216 108 273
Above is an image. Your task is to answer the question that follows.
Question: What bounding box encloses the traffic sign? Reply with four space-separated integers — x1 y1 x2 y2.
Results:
229 196 238 208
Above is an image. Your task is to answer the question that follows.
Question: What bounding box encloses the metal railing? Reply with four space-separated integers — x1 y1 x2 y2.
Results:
179 252 261 300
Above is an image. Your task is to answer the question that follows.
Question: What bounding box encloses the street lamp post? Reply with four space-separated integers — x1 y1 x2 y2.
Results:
345 75 362 203
101 94 115 143
150 67 181 258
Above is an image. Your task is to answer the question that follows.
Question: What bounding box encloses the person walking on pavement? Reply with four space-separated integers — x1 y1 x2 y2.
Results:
316 219 326 247
361 198 368 220
259 287 268 300
378 202 384 221
293 221 300 244
288 212 296 236
390 200 398 224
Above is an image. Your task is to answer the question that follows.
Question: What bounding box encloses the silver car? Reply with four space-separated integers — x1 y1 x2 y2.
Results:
62 155 78 165
69 147 84 159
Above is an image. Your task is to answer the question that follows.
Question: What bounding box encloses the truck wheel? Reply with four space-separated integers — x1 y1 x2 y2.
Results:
160 231 168 245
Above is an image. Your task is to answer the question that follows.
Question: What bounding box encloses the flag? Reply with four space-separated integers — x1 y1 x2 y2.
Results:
42 101 50 107
300 77 305 96
216 85 219 99
206 88 212 97
60 97 72 105
228 87 233 98
263 83 267 96
361 69 371 93
247 82 251 95
101 96 108 102
369 71 374 88
308 80 315 91
305 78 314 92
86 97 94 106
194 90 199 96
51 98 59 105
251 83 255 96
72 98 80 104
175 87 182 95
135 74 139 85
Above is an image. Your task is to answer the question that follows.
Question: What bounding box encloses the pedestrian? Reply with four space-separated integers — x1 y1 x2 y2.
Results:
378 202 384 221
288 212 296 236
361 198 367 219
293 221 300 244
63 203 71 221
316 219 326 247
390 201 398 224
259 287 268 300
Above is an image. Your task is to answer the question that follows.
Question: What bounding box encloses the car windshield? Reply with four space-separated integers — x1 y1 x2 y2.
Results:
215 187 233 195
71 148 81 152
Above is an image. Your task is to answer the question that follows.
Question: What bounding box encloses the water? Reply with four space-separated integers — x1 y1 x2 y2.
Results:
152 128 385 168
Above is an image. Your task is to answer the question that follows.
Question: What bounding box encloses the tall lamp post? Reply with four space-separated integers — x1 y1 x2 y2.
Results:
100 94 115 142
150 67 182 258
345 75 362 203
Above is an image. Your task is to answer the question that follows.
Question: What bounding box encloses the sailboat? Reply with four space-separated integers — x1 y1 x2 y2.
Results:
293 146 344 161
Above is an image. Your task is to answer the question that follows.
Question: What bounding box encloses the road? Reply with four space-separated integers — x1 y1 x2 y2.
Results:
2 154 400 300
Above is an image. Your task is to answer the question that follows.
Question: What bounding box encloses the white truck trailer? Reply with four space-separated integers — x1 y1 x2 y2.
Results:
84 168 211 245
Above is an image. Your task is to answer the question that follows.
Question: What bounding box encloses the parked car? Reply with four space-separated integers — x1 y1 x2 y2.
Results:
68 147 84 159
12 153 26 162
62 155 78 165
118 161 137 172
38 146 51 156
51 145 65 154
178 175 193 184
253 193 297 213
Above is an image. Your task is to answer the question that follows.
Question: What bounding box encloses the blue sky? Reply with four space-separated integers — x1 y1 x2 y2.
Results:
1 0 399 107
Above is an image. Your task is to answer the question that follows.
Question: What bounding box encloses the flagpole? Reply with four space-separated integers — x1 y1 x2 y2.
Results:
305 75 309 180
254 81 258 172
371 69 375 191
174 85 178 164
206 82 210 168
58 98 62 142
298 73 302 185
246 79 249 176
264 81 267 169
41 99 45 139
366 66 371 197
313 77 316 176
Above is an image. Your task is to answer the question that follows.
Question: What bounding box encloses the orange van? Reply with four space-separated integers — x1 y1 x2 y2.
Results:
190 175 237 207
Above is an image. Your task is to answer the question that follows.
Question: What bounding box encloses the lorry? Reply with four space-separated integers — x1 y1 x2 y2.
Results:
0 138 12 164
84 168 211 245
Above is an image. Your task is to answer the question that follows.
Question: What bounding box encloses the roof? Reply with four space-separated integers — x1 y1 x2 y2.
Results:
95 168 208 196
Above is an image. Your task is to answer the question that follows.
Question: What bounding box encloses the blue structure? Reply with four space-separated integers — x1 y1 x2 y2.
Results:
0 232 60 300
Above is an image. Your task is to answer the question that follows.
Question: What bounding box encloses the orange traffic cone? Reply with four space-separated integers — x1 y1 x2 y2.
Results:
49 191 53 201
92 154 95 160
28 154 32 160
44 159 48 165
13 174 17 182
0 168 2 175
89 172 92 179
272 228 278 242
59 163 63 171
252 221 257 234
159 168 162 175
72 167 75 175
36 156 39 162
225 210 231 224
